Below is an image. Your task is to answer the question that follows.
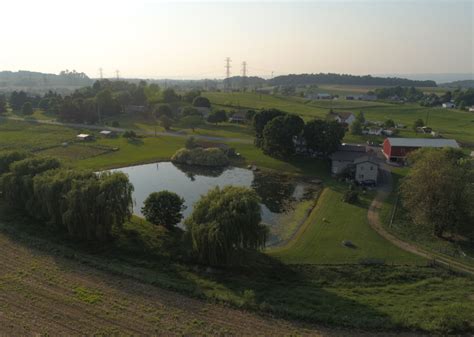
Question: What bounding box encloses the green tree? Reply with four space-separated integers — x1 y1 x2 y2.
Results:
192 96 211 108
350 119 363 135
0 95 8 114
384 119 395 128
252 109 286 147
207 110 227 124
155 104 173 118
162 88 179 103
262 114 304 157
185 186 268 265
22 102 33 115
303 120 345 156
142 191 185 228
413 118 424 131
183 89 201 103
180 115 203 132
356 111 365 124
400 148 473 238
160 115 173 131
0 151 29 175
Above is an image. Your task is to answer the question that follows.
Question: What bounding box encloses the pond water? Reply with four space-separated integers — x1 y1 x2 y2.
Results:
111 162 318 245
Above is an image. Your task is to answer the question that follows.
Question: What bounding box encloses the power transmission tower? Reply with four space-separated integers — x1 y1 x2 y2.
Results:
224 57 231 90
115 70 120 80
242 61 247 77
99 68 103 79
241 61 248 90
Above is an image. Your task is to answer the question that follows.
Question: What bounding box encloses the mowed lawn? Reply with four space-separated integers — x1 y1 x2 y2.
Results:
269 187 422 264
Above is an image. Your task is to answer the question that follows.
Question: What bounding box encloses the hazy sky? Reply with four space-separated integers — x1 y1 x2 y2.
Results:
0 0 472 79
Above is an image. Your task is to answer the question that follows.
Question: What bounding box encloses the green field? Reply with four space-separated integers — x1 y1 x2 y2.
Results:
269 187 422 264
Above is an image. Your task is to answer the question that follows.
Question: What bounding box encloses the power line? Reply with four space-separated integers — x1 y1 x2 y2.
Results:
99 68 103 79
115 69 120 80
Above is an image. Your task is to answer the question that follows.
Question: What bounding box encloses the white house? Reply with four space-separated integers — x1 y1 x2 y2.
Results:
364 127 383 136
229 111 246 123
468 106 474 112
442 102 455 109
329 144 367 175
331 112 356 126
354 156 379 184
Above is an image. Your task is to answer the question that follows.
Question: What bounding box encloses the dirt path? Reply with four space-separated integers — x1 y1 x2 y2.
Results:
368 166 474 275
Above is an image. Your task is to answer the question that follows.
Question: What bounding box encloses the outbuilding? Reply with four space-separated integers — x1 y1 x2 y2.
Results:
382 137 460 162
76 134 93 141
442 102 455 109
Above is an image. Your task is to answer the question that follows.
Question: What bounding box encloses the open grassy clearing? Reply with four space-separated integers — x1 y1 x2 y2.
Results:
0 119 77 152
268 187 422 265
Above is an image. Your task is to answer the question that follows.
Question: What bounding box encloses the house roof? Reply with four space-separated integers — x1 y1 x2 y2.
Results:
330 151 365 162
386 138 459 148
100 130 112 135
354 156 379 166
334 112 354 121
339 144 366 152
77 134 90 138
230 111 246 119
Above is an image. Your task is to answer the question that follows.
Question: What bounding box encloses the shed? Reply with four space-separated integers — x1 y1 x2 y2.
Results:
382 137 460 162
77 134 93 141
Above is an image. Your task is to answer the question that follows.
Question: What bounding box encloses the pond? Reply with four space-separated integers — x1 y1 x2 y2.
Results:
111 162 320 246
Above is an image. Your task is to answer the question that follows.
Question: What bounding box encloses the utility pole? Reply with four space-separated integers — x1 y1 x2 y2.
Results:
224 57 231 91
115 69 120 80
99 68 103 79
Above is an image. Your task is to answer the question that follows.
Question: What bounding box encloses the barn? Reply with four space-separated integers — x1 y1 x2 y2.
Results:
382 138 460 162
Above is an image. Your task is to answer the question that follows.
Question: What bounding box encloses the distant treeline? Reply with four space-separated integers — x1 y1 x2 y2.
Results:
268 73 437 87
440 80 474 89
0 70 93 91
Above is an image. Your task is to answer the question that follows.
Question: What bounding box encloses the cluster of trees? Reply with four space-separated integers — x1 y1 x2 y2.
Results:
269 73 436 87
141 185 268 266
0 152 133 241
0 70 92 90
400 148 473 239
253 108 345 158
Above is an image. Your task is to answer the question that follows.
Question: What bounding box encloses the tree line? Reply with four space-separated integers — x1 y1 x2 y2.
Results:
268 73 436 87
0 152 133 241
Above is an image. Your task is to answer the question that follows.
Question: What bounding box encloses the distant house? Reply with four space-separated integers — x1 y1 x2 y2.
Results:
382 129 395 136
330 112 356 126
99 130 115 137
346 95 355 100
329 144 367 175
382 137 460 162
125 105 146 114
359 94 377 101
195 107 211 118
229 111 246 123
354 156 379 184
468 106 474 112
77 134 93 141
308 93 332 100
442 102 455 109
363 127 383 136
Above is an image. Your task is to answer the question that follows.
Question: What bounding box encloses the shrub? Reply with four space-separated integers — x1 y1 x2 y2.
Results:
171 147 229 167
192 96 211 108
184 136 199 149
123 130 137 138
342 189 359 203
0 151 30 175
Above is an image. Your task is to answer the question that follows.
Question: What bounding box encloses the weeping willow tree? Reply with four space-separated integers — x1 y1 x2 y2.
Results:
0 154 134 242
185 186 268 266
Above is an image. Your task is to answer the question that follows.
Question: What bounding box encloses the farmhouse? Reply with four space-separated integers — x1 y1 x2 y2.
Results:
329 144 367 175
382 137 460 162
329 111 356 126
442 102 455 108
354 156 379 184
76 134 93 141
308 93 332 100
